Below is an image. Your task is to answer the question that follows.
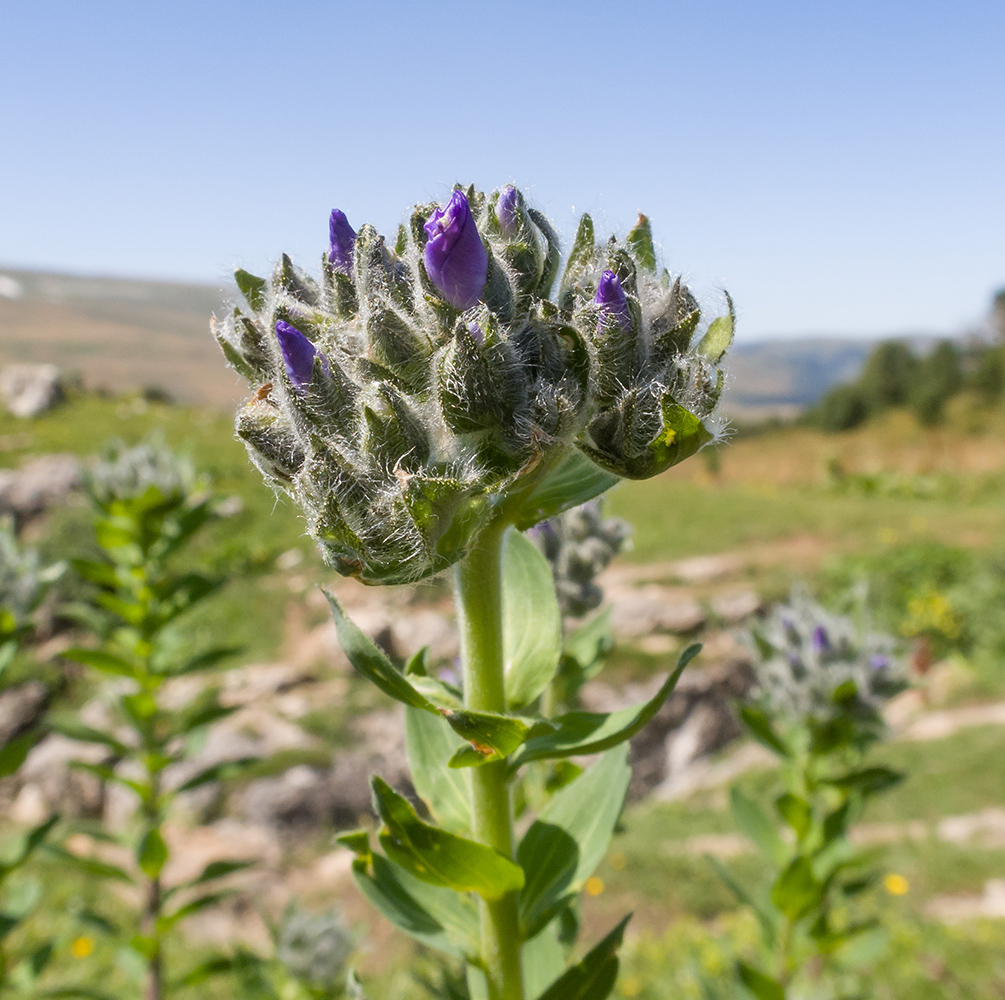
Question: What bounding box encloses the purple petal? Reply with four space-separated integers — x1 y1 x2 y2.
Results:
595 270 631 331
423 190 488 310
870 654 890 671
275 320 327 389
812 626 830 653
328 209 357 273
497 186 520 237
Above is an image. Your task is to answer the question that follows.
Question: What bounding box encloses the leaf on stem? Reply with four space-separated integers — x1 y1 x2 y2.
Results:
339 829 479 959
502 528 562 710
730 787 786 864
405 706 472 834
736 962 786 1000
519 746 631 938
535 914 631 1000
738 704 790 758
371 777 524 901
512 644 701 766
513 450 621 530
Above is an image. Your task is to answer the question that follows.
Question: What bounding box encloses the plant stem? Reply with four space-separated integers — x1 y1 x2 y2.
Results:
455 520 524 1000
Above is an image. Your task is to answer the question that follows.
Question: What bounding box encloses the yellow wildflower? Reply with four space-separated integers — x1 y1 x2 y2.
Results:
884 873 909 896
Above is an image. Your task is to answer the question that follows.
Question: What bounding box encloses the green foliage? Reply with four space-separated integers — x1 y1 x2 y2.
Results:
716 594 907 997
58 438 262 998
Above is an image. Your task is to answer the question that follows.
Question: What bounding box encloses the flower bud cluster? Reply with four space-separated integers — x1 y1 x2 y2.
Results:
87 436 199 505
531 500 631 617
746 588 904 726
276 906 353 987
216 185 732 584
0 517 63 625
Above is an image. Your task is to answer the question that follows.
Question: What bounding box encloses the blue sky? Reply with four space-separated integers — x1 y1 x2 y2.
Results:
1 0 1002 339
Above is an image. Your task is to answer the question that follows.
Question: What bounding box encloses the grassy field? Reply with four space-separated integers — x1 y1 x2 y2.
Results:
4 388 1005 996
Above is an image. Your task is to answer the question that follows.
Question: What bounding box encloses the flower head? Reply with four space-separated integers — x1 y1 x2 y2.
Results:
328 210 357 273
595 269 631 331
497 185 520 237
423 191 488 310
275 320 327 389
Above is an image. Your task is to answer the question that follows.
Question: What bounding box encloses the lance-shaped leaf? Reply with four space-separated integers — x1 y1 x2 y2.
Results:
371 777 524 901
739 704 790 758
341 832 479 960
736 963 786 1000
502 528 561 709
512 644 700 766
513 450 620 530
730 787 786 865
405 705 472 834
536 915 631 1000
328 590 534 761
519 746 631 938
325 590 436 712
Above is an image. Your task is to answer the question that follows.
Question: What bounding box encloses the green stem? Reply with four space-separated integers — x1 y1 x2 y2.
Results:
455 520 524 1000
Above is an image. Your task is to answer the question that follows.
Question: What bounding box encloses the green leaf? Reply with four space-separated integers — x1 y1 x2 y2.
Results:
771 856 820 921
697 294 734 363
523 917 567 1000
0 729 39 778
736 962 785 1000
776 793 813 840
502 529 562 709
707 856 777 947
730 787 786 863
234 268 268 311
519 746 630 938
163 646 242 678
371 777 524 901
536 915 630 1000
174 756 260 793
626 214 656 271
826 767 904 796
324 590 435 712
138 827 168 879
513 450 620 530
49 715 129 756
514 644 700 765
738 705 790 758
346 832 478 959
159 891 230 931
651 402 713 471
442 710 532 766
168 859 254 898
62 648 136 678
405 706 472 835
43 845 133 884
563 609 614 675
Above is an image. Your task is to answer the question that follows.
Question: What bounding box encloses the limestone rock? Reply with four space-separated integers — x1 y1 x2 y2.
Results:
0 364 64 418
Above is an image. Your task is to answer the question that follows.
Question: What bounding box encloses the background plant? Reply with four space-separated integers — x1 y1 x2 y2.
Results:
715 589 906 999
50 438 261 1000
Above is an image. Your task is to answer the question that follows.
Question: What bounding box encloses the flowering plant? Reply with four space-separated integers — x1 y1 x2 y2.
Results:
216 184 733 1000
716 590 906 999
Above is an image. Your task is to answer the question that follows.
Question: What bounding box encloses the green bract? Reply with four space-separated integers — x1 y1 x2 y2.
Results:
216 187 732 585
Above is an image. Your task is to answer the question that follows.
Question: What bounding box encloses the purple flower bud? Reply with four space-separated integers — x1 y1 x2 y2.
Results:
497 186 520 237
595 270 631 331
423 191 488 310
466 321 485 347
870 654 890 671
328 209 357 273
275 320 328 390
812 626 830 653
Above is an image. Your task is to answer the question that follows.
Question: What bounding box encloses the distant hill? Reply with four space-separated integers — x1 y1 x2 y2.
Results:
0 268 243 407
0 268 931 417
